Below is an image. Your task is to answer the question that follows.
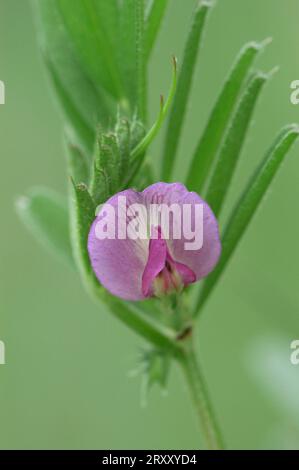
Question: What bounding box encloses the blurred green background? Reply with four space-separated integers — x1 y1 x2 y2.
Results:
1 0 299 450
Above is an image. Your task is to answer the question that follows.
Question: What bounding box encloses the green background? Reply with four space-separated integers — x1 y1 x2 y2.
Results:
1 0 299 449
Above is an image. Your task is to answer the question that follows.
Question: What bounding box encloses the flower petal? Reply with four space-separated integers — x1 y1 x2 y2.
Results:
88 190 149 300
169 256 196 285
142 237 167 297
142 182 221 281
169 190 221 280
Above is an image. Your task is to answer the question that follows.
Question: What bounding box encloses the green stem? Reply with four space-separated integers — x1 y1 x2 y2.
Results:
176 338 224 450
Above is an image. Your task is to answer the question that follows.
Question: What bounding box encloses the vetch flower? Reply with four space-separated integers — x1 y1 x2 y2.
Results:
88 183 221 301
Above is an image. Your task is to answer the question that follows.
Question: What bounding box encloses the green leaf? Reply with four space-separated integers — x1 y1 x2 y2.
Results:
70 182 96 277
92 0 119 51
128 117 146 152
33 0 113 154
89 116 146 204
135 0 147 121
139 348 171 404
117 0 136 112
46 58 95 154
55 0 124 99
194 125 299 315
16 187 74 267
186 40 270 194
146 349 171 389
144 0 169 59
205 71 268 218
162 0 212 181
90 131 120 205
66 139 90 185
115 117 131 178
117 0 147 115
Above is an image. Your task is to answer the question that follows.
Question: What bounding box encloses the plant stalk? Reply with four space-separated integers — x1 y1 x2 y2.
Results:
176 337 224 450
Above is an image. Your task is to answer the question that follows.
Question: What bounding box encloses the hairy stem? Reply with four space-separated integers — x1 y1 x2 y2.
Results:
176 337 224 450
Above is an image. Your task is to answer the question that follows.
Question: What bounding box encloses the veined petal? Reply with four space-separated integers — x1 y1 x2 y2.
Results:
88 190 149 300
169 190 221 280
141 183 221 281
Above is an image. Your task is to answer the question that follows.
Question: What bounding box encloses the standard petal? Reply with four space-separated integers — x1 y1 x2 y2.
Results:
142 182 188 206
88 190 149 301
169 190 221 280
142 182 221 281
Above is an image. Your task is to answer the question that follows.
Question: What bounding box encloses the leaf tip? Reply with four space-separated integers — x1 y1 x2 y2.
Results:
284 123 299 136
199 0 215 9
257 36 273 50
171 55 177 75
245 37 272 55
254 66 279 83
265 65 280 79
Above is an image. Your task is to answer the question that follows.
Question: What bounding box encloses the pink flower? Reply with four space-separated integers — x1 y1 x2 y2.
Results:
88 183 221 301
